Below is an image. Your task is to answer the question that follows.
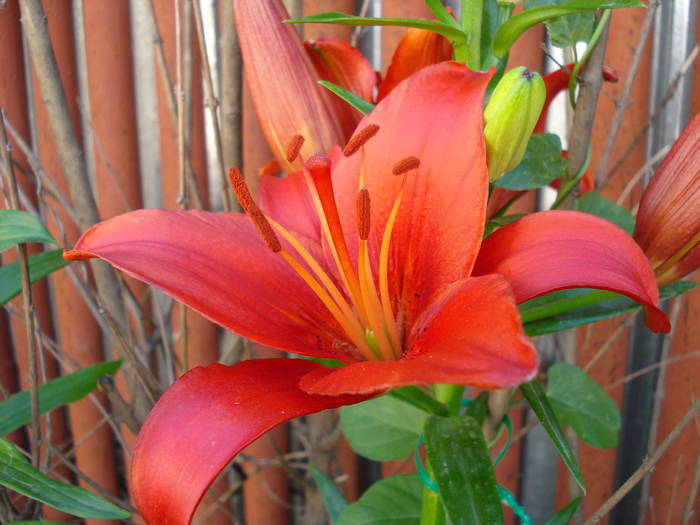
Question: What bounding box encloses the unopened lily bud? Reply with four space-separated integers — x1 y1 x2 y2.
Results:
483 67 545 181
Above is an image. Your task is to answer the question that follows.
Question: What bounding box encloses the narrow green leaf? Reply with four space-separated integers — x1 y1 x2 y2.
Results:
493 0 644 57
425 415 504 524
0 361 122 436
310 466 347 523
520 381 585 491
543 496 583 525
336 474 422 525
496 133 567 190
287 13 466 41
425 0 462 30
0 210 56 253
0 249 71 306
464 391 489 426
522 282 697 337
340 395 427 461
547 363 621 448
0 438 130 519
389 386 449 416
318 81 375 115
525 0 595 47
575 191 635 235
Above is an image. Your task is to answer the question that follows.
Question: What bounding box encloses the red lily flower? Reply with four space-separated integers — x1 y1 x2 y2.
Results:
65 63 667 524
634 112 700 285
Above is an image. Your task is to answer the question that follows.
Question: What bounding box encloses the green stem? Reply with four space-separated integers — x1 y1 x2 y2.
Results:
549 145 591 209
568 9 612 107
433 383 464 416
520 289 618 324
460 0 485 67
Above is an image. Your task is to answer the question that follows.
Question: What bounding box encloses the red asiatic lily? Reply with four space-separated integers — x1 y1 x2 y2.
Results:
634 112 700 285
66 62 668 524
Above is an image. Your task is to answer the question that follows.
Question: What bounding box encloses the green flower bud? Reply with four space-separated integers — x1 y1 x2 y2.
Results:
483 67 546 181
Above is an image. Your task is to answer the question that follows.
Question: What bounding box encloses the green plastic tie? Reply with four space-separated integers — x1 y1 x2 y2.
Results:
498 485 532 525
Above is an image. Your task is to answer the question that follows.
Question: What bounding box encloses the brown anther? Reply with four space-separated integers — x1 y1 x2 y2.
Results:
286 134 305 163
356 188 371 241
392 156 420 175
228 167 281 253
343 124 380 157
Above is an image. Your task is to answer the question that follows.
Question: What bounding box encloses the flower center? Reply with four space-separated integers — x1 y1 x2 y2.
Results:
229 127 420 362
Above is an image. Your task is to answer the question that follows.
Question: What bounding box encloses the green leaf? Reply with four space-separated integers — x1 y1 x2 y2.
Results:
496 133 567 190
425 0 463 30
575 191 635 235
464 391 489 426
493 0 645 57
388 386 449 416
340 395 427 461
525 0 595 47
425 415 504 524
520 380 585 491
522 282 697 337
287 13 466 41
0 249 71 306
6 522 75 525
547 363 621 448
0 210 56 253
0 361 122 436
543 496 583 525
0 438 130 519
310 466 347 523
336 474 422 525
318 81 375 115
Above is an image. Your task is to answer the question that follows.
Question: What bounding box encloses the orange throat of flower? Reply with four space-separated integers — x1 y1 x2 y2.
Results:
229 126 420 362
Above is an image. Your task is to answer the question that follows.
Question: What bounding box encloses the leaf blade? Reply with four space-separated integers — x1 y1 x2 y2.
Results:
336 474 423 525
0 249 71 306
0 210 56 253
318 81 375 115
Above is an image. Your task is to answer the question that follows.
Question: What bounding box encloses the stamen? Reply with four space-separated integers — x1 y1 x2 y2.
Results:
343 124 380 157
392 156 420 175
356 189 371 241
286 134 305 163
228 167 281 253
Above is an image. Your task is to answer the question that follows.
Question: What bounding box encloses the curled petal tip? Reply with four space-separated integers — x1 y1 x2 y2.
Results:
63 249 95 261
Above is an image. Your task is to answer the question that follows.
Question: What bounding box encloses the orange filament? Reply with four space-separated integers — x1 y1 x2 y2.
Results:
229 168 281 252
392 156 421 175
286 134 305 163
356 189 371 241
343 124 380 157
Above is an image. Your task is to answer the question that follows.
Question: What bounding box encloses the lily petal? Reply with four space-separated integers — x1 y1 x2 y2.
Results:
376 28 454 102
305 38 377 136
65 209 355 360
234 0 344 170
473 210 670 333
132 359 369 525
634 113 700 284
334 62 491 324
300 275 538 395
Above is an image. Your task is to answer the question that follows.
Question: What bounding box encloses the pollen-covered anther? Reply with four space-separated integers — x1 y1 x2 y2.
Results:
343 124 380 157
356 189 371 241
392 156 420 175
286 134 305 163
228 167 281 253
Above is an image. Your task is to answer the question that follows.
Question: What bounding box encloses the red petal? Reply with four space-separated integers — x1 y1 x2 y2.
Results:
376 28 454 102
334 63 492 326
300 275 538 395
634 113 700 283
234 0 344 170
68 209 355 360
132 359 369 524
473 210 670 333
305 38 377 136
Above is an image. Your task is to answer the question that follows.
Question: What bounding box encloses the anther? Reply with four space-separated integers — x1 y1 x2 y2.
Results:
392 156 420 175
343 124 380 157
356 189 371 241
286 134 305 163
228 167 282 253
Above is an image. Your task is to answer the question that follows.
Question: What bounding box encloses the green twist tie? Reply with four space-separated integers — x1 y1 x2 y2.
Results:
498 485 532 525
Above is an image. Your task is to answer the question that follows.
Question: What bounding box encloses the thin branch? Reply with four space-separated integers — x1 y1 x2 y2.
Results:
582 401 700 524
606 350 700 390
615 144 671 206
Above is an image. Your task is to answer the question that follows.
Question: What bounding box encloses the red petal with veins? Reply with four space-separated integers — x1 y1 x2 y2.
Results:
305 37 377 136
132 359 369 525
65 209 355 361
634 112 700 283
334 62 492 326
234 0 344 171
300 275 538 395
376 28 454 102
473 210 670 333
